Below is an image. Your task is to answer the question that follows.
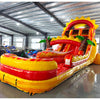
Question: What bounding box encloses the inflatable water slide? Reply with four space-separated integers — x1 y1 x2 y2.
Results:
0 16 100 95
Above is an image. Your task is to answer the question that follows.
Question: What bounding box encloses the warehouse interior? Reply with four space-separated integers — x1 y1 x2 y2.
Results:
0 2 100 51
0 1 100 98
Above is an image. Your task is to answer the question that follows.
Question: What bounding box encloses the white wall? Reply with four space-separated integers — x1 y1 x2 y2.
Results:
13 36 26 49
95 35 100 53
28 35 59 50
28 36 44 50
2 34 100 52
2 36 11 46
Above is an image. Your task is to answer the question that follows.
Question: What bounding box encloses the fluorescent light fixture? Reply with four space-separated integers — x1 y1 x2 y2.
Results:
36 32 39 35
17 11 22 14
62 15 65 18
50 17 54 22
65 19 70 21
16 23 20 26
51 3 57 6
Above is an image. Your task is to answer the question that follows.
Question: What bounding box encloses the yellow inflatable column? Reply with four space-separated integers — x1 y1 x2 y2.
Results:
94 53 100 64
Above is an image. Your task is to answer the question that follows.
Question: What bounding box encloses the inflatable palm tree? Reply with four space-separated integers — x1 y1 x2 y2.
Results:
76 35 95 54
39 36 52 48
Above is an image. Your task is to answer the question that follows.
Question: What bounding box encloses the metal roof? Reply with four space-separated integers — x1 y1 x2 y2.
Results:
0 2 100 36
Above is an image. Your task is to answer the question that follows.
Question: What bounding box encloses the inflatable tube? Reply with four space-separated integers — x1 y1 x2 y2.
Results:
66 20 94 30
1 54 57 71
50 40 81 46
0 64 57 80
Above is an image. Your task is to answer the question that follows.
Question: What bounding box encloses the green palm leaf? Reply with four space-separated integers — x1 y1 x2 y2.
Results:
47 36 51 40
39 39 46 43
87 40 95 46
76 35 85 41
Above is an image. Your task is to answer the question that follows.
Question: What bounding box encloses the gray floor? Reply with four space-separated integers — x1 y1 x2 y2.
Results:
0 64 100 98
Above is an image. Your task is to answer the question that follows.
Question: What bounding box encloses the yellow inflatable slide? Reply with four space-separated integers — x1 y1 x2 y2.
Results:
0 16 99 95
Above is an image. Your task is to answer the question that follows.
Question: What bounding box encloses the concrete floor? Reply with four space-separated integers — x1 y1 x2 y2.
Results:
0 64 100 98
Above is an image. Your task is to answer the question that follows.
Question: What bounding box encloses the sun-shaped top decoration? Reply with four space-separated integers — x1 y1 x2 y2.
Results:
62 16 99 40
65 16 98 30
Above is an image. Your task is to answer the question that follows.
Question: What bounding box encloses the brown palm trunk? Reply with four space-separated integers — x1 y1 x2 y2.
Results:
79 37 88 54
46 38 51 48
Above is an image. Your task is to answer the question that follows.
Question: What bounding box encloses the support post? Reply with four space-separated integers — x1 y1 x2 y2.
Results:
25 35 28 50
44 33 47 50
0 35 2 46
11 35 13 46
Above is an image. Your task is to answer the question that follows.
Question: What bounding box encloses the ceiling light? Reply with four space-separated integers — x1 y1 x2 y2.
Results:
36 32 39 35
50 17 54 22
51 3 57 6
65 19 70 22
16 23 20 26
62 15 65 18
17 11 22 14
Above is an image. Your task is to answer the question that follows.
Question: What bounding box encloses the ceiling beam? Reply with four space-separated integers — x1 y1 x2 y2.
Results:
0 31 13 36
0 12 47 36
34 2 66 27
0 25 27 36
0 2 32 13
